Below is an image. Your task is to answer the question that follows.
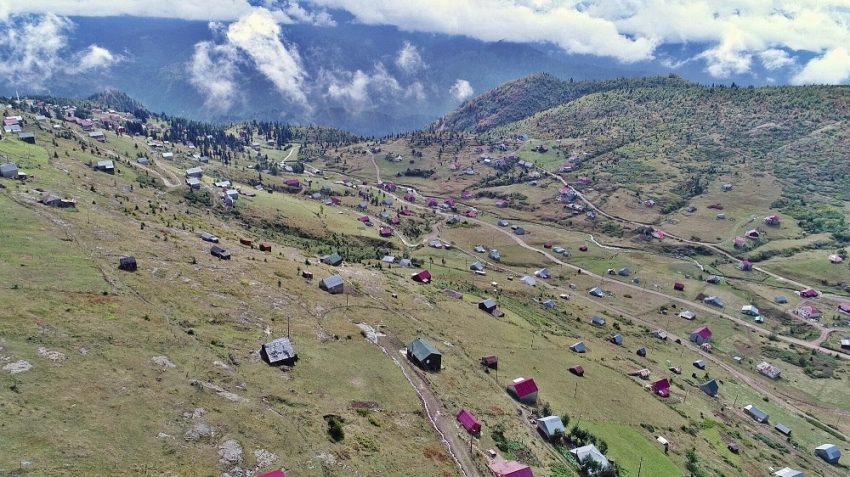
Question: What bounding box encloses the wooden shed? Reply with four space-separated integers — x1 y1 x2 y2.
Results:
119 256 137 272
260 243 272 252
480 355 498 369
240 238 253 246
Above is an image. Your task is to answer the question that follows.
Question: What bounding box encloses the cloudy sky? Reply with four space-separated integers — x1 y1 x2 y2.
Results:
2 1 850 123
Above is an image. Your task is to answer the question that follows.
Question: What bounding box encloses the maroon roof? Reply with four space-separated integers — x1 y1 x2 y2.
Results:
801 288 819 298
444 198 455 207
692 327 712 340
839 303 850 313
391 217 401 225
481 355 498 366
569 365 584 376
401 208 412 216
426 198 438 206
379 227 393 236
412 270 431 283
652 378 670 396
674 283 685 291
257 471 286 477
284 179 300 187
456 409 481 435
510 378 538 399
489 461 534 477
359 216 371 222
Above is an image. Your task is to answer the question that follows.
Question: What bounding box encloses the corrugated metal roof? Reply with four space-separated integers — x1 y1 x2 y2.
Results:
321 275 344 288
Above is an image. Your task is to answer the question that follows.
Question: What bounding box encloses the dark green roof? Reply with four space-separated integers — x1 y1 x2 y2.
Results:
407 338 441 362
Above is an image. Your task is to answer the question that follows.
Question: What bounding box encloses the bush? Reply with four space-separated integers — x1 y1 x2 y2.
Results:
327 418 345 442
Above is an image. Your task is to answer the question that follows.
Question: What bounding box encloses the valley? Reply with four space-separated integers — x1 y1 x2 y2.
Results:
1 79 850 477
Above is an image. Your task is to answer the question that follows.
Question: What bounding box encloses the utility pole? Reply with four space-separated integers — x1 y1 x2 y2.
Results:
732 393 739 408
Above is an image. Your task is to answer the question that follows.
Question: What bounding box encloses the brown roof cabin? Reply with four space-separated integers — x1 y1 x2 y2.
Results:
119 256 137 272
569 365 584 377
240 238 253 246
260 243 272 252
481 355 498 369
301 270 313 279
727 443 739 454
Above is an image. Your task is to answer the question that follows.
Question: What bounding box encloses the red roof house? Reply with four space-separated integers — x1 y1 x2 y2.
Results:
456 409 482 435
284 179 301 189
444 198 455 208
462 190 472 199
257 471 286 477
401 208 412 216
690 327 712 345
507 378 538 403
800 288 819 298
765 215 780 225
383 182 397 192
391 217 401 225
481 355 498 369
579 246 588 252
358 215 371 223
798 305 822 319
734 236 746 248
488 460 534 477
569 365 584 377
379 227 393 237
838 303 850 315
674 282 685 291
496 199 508 208
651 378 671 397
404 194 416 202
412 270 432 283
426 198 439 207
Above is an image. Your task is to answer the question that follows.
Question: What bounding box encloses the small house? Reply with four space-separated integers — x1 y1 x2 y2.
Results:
798 305 822 319
498 220 509 227
284 179 301 190
706 275 721 284
185 167 203 178
569 365 584 377
728 443 739 453
690 327 712 345
734 236 746 248
800 288 819 298
404 194 416 202
161 152 174 160
618 268 630 276
210 246 231 260
651 378 670 397
704 296 725 308
118 256 137 272
773 468 803 477
535 268 551 279
240 238 253 246
0 163 19 178
741 305 759 316
514 227 526 235
830 254 844 264
357 201 368 210
700 379 719 397
474 245 486 253
765 215 780 225
755 361 781 379
507 377 538 404
412 270 432 283
637 347 647 357
722 183 733 191
570 444 609 470
738 260 753 271
88 131 105 142
137 157 149 165
652 330 668 340
489 250 501 261
186 178 201 189
745 229 760 240
589 287 605 298
200 232 219 243
570 341 586 353
815 443 841 464
260 337 298 366
717 213 726 220
381 256 395 264
456 409 481 435
744 404 769 423
301 270 313 279
537 416 565 440
610 334 623 345
775 296 788 304
260 243 272 252
479 298 501 316
96 160 115 174
322 253 343 266
480 355 498 369
693 360 706 369
429 240 443 249
775 423 792 436
591 316 606 326
399 259 412 268
319 275 344 294
838 303 850 315
543 299 555 309
470 261 484 272
673 282 685 291
18 131 35 144
407 338 442 372
446 215 460 225
679 310 696 320
519 276 536 287
488 461 533 477
379 227 393 237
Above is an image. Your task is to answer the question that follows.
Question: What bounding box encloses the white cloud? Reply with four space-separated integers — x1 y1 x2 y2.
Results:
322 63 403 112
188 41 240 111
695 31 752 78
395 42 425 74
405 81 426 101
449 79 473 101
226 8 309 106
0 13 121 89
791 48 850 85
69 45 124 74
759 49 794 70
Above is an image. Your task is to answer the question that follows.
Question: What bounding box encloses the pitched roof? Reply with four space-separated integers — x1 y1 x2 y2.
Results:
509 378 538 399
321 275 344 289
537 415 565 437
412 270 432 282
570 444 609 468
700 379 719 396
257 470 286 477
570 341 586 353
692 327 712 339
456 409 481 434
480 298 498 310
407 338 441 362
262 338 296 364
488 461 534 477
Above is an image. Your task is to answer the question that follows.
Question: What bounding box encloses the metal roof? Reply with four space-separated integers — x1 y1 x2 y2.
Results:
407 338 441 363
321 275 344 288
263 337 296 364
